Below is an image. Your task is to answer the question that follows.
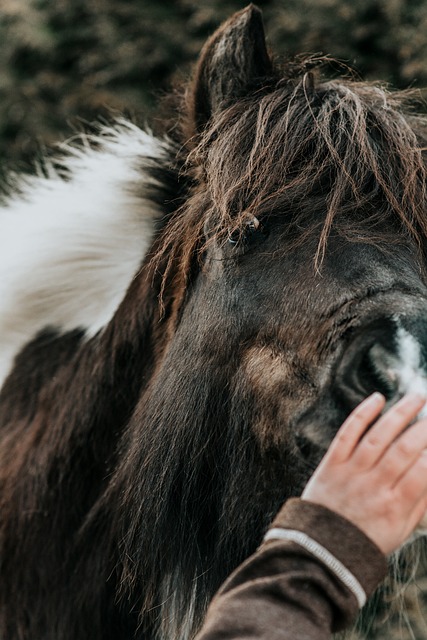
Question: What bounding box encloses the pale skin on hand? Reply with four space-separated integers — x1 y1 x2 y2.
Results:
302 392 427 555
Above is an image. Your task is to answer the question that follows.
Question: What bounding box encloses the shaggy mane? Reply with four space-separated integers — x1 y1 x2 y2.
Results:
156 59 427 302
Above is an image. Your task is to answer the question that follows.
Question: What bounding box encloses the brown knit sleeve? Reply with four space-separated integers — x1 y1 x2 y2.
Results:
195 498 387 640
270 498 387 600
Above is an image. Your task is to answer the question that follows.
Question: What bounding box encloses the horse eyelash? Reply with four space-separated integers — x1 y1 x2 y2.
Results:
228 215 266 246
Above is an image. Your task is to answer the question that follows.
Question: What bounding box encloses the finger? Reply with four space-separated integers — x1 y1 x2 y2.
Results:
375 417 427 487
394 449 427 508
325 393 385 464
352 393 426 469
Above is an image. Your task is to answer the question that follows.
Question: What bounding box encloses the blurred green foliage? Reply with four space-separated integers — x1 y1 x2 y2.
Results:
2 0 427 167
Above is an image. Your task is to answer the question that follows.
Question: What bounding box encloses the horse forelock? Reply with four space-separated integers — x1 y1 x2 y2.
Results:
150 64 427 324
180 62 427 267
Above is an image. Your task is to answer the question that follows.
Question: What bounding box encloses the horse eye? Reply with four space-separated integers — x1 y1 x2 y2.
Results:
247 218 260 232
228 216 267 246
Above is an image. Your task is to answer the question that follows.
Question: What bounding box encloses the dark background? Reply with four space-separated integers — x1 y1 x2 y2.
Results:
2 0 427 170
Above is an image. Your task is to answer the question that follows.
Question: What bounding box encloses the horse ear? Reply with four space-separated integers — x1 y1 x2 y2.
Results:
188 4 272 134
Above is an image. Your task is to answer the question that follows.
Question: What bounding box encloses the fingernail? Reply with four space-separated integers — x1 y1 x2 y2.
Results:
367 392 385 404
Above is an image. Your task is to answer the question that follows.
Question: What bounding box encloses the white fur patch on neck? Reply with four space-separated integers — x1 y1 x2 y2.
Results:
0 120 170 388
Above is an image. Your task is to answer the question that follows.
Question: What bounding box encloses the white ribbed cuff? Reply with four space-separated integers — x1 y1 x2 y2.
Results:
264 528 367 608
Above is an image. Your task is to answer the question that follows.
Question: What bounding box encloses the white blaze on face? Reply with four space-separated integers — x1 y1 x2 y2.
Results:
369 323 427 412
394 326 427 414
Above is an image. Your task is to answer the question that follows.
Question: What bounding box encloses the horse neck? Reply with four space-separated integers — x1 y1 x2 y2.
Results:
0 262 169 543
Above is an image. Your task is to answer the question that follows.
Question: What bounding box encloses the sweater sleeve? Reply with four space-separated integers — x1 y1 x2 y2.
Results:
195 498 387 640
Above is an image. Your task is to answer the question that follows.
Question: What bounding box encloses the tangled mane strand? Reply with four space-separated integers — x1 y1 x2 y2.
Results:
155 58 427 297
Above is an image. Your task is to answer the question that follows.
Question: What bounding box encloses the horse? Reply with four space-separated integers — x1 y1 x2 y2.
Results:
2 4 427 639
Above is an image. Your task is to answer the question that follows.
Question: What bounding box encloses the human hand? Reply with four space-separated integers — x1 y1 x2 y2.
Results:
302 392 427 555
